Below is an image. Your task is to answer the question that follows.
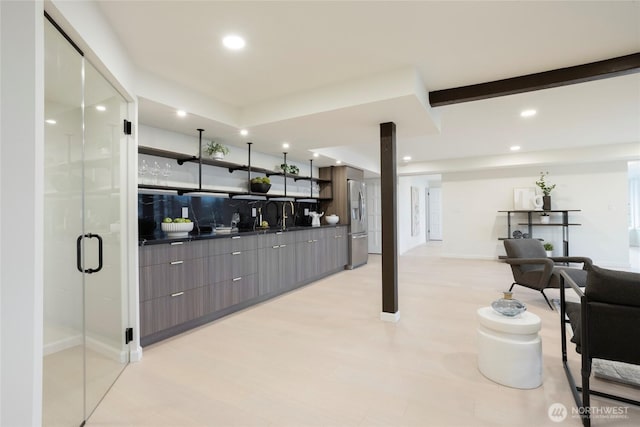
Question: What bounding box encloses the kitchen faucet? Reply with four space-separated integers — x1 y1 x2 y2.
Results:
282 201 295 230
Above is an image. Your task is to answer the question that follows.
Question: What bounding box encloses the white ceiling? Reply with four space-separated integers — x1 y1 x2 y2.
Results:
95 1 640 173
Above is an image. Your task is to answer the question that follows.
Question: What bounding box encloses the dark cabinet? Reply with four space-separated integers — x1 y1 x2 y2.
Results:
257 232 296 295
138 228 348 346
295 228 326 283
324 226 348 272
139 287 203 337
204 235 258 313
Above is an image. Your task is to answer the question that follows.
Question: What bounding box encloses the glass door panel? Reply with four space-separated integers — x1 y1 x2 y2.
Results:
43 19 85 427
82 59 129 419
43 17 129 426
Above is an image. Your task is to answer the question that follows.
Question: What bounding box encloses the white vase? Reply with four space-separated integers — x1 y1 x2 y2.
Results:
540 215 550 224
211 151 225 160
545 250 553 257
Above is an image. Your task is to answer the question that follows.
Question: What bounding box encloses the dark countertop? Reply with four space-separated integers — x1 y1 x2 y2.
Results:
138 224 347 246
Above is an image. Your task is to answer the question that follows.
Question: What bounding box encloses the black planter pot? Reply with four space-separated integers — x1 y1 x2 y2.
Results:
543 196 551 211
250 183 271 193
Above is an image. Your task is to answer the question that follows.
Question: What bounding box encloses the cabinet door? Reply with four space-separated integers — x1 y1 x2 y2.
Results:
335 231 348 270
258 246 280 295
230 274 258 306
278 242 297 290
296 239 318 283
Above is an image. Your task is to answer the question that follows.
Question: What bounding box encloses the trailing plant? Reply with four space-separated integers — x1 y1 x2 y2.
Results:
535 171 556 196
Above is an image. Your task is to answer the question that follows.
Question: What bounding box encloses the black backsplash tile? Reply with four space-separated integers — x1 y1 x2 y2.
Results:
138 194 319 238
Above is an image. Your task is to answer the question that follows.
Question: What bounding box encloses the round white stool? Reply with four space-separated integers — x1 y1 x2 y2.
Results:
476 306 542 389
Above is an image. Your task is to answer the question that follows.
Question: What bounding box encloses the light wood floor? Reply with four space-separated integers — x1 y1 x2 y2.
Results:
88 244 640 426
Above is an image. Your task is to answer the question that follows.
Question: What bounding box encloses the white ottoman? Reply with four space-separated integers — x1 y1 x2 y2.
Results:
477 306 542 389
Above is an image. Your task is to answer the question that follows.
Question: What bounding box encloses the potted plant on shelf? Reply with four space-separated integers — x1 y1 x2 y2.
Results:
543 242 553 257
535 171 556 211
540 212 550 224
250 176 271 193
204 141 229 160
277 163 299 175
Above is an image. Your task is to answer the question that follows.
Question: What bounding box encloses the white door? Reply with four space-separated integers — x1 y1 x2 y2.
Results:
365 178 382 253
428 187 443 240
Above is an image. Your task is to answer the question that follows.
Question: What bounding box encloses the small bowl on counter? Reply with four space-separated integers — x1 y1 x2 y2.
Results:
161 222 194 237
325 214 339 225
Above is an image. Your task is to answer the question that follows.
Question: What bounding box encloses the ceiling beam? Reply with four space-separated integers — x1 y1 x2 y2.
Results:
428 53 640 107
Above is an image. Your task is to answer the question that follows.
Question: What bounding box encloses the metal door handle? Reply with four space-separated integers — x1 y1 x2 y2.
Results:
76 233 103 274
170 260 184 265
171 292 184 297
231 236 241 239
272 245 280 249
232 251 242 255
279 244 287 248
233 277 242 282
170 241 183 246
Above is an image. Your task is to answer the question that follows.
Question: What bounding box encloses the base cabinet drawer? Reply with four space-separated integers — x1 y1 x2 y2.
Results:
139 287 204 337
139 258 206 301
203 274 258 313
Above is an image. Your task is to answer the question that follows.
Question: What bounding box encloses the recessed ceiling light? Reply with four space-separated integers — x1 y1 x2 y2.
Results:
176 110 187 117
45 119 56 125
282 143 290 149
240 129 248 136
336 160 342 164
95 105 106 112
510 145 521 151
223 35 246 50
403 156 412 162
520 109 537 118
313 153 319 158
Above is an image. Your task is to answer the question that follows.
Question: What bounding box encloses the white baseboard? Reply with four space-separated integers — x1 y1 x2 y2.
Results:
43 334 82 356
380 311 400 322
130 345 143 362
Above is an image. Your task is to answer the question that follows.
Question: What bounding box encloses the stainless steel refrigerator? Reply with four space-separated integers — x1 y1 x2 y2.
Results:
347 179 368 269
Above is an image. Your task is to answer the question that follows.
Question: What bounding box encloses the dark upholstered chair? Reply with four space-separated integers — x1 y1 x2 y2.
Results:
503 239 592 309
560 266 640 427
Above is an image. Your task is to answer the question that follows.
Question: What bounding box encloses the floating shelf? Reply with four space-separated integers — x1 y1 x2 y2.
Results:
138 142 330 201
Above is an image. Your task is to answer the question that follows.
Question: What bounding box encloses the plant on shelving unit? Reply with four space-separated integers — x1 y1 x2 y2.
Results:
540 212 550 223
277 163 299 175
250 176 271 193
535 171 556 196
543 243 553 251
251 176 270 185
204 141 229 159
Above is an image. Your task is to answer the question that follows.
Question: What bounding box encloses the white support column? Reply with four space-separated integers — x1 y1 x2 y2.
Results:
1 1 45 425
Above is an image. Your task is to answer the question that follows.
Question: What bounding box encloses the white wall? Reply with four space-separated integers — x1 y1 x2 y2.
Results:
1 1 45 425
441 162 630 268
397 175 428 254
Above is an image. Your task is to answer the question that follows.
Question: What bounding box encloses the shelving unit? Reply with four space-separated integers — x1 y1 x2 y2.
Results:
498 210 581 256
137 136 332 201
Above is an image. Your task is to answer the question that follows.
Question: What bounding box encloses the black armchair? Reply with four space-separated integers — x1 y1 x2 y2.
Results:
560 266 640 426
503 239 593 309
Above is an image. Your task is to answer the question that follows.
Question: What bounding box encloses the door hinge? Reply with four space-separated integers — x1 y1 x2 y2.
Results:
125 327 133 344
123 119 132 135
